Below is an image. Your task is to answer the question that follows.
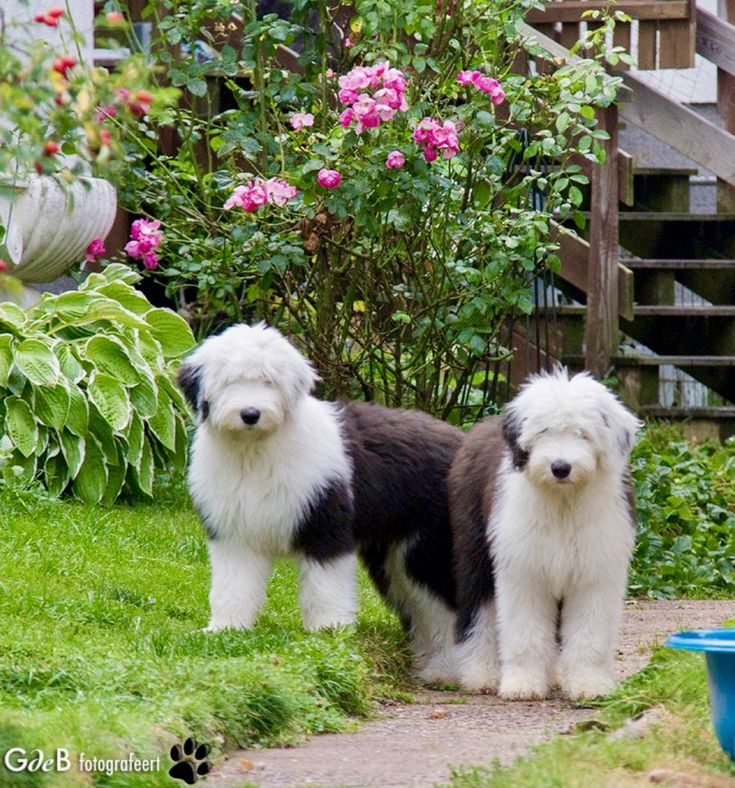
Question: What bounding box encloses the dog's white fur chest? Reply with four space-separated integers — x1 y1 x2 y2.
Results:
491 461 635 600
189 397 351 554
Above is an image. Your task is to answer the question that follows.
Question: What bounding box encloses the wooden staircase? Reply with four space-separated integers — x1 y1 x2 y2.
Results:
519 12 735 438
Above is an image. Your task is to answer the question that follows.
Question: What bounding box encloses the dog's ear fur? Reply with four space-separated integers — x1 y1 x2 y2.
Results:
502 408 529 470
600 405 641 459
177 362 202 412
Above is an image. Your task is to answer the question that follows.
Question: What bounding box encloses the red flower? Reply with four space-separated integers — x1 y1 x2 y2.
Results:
52 56 77 78
105 11 125 24
43 141 60 157
0 260 7 273
34 7 64 26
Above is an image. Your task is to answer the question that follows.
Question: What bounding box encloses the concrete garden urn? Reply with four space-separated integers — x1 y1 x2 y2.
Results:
0 175 117 285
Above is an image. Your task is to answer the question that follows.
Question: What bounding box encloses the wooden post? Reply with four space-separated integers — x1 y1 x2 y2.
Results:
585 104 619 379
717 0 735 211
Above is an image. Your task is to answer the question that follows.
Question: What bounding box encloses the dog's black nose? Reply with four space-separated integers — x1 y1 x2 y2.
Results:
551 460 571 479
240 408 261 425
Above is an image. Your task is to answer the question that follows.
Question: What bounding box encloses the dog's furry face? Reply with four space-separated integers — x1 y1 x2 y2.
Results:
177 323 318 437
503 370 640 491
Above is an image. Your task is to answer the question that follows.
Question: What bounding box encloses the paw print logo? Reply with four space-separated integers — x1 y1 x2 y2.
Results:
169 737 211 784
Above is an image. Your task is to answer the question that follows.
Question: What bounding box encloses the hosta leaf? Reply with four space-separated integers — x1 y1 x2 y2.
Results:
88 372 131 433
6 365 25 396
14 338 61 385
101 442 128 506
96 282 151 314
147 386 176 451
87 403 115 461
33 383 70 431
81 262 141 289
0 302 27 328
5 396 38 457
136 331 165 372
130 376 159 420
44 453 70 497
72 434 108 504
59 430 85 478
85 336 141 385
144 308 195 358
126 412 144 469
65 384 89 437
55 344 85 384
131 439 154 496
0 334 13 386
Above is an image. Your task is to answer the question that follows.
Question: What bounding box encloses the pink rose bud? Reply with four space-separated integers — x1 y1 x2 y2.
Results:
385 150 405 169
106 11 125 24
317 168 341 189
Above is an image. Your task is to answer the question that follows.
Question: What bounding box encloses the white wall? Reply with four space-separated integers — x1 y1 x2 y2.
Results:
4 0 95 66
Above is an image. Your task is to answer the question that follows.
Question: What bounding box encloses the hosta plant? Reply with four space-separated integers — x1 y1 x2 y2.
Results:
0 264 195 504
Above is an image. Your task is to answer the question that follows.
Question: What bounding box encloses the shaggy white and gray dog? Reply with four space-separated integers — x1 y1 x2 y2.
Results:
450 369 640 700
177 323 462 682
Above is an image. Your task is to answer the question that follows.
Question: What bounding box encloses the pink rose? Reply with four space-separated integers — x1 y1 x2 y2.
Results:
339 108 354 128
265 177 298 206
457 70 480 87
290 112 315 130
85 237 106 264
317 169 341 189
385 150 405 169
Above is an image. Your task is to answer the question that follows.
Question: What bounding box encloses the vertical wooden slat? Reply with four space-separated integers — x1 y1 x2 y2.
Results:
613 22 632 69
717 0 735 210
585 105 619 379
637 21 658 69
560 21 580 50
658 0 696 68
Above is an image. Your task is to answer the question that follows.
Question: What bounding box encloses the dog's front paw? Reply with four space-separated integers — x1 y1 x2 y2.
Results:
561 668 615 701
458 664 499 693
498 668 549 700
203 618 253 633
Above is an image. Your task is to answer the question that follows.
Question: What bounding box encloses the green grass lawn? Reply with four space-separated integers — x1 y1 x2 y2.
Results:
0 480 410 787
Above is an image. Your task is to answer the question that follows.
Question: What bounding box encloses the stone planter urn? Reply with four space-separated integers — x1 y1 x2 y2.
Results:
0 176 117 285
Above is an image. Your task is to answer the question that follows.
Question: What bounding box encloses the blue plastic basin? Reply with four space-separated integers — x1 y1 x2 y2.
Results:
667 629 735 762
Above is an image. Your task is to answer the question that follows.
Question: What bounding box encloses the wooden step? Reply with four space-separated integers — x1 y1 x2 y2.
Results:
564 354 735 367
621 259 735 270
631 305 735 316
638 406 735 440
621 258 735 305
616 213 735 259
549 305 735 402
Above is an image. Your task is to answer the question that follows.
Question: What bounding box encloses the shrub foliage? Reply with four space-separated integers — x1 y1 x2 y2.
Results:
630 427 735 598
0 265 194 503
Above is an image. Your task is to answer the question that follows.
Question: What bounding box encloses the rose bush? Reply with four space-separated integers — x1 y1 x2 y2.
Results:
102 0 621 418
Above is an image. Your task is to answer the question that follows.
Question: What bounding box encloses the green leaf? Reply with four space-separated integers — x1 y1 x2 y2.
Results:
0 302 27 330
13 338 61 385
72 434 108 504
147 387 176 451
85 336 141 385
302 158 325 174
126 412 144 469
96 282 152 315
101 442 128 506
59 430 86 478
88 372 131 433
33 384 70 430
44 452 69 497
144 309 195 358
5 396 39 458
0 334 13 387
55 344 86 384
129 376 159 419
65 384 89 437
80 263 141 289
133 439 154 496
187 77 208 96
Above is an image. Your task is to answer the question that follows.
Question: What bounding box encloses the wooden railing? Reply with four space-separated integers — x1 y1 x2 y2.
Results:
527 0 696 69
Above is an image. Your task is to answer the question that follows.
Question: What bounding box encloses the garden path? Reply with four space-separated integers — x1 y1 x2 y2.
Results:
209 599 734 788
